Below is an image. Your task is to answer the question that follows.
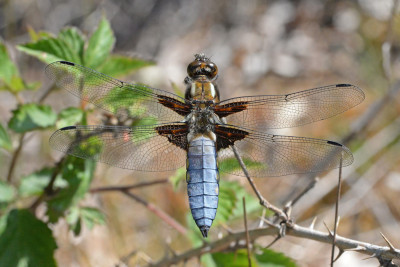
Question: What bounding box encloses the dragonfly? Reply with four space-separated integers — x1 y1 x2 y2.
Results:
46 54 364 237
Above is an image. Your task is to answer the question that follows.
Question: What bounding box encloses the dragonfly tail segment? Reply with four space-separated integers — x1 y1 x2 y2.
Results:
186 136 220 238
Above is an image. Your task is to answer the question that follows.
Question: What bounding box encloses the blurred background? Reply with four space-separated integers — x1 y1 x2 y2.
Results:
1 0 400 266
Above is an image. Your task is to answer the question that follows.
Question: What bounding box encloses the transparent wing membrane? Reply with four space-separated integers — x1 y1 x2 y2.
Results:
217 127 352 177
46 61 187 123
46 61 362 177
216 84 364 130
49 124 187 171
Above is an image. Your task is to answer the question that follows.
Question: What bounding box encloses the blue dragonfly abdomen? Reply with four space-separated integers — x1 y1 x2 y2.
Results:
186 136 219 237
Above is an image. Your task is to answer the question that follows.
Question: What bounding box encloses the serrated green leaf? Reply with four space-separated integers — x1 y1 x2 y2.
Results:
97 55 154 77
56 107 84 128
0 181 15 203
27 26 54 42
212 249 258 267
226 180 263 220
0 42 26 93
8 76 26 92
17 37 81 65
19 167 67 197
0 123 12 150
0 209 57 267
66 206 105 236
254 248 298 267
0 42 18 83
8 103 57 133
84 18 115 69
80 206 106 229
46 157 96 223
66 206 81 236
58 28 85 63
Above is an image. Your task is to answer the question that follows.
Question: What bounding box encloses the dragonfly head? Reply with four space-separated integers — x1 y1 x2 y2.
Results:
187 53 218 81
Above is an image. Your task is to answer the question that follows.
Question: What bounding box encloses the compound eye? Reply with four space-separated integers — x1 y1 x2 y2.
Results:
187 60 202 78
187 60 219 79
205 62 218 79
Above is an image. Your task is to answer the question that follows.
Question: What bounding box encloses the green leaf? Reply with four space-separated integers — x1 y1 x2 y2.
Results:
219 157 266 174
8 103 57 133
254 248 298 267
58 28 85 62
66 206 105 236
0 42 26 93
226 180 263 220
27 25 53 42
66 206 81 236
212 249 258 267
56 107 84 129
0 209 57 267
0 181 15 204
213 181 237 224
80 206 106 229
0 123 12 150
212 248 298 267
97 55 154 77
46 157 96 223
19 167 67 197
84 18 115 69
17 36 81 65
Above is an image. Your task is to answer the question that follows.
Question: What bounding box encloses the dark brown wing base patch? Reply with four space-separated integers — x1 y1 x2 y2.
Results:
214 101 248 118
155 124 189 150
214 125 248 150
157 95 192 116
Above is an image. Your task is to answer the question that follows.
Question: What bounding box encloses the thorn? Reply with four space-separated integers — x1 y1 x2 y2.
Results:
259 217 280 228
335 216 341 229
333 248 345 262
285 206 292 218
258 209 267 228
323 221 333 237
380 232 397 252
309 217 317 230
265 235 282 248
284 200 292 210
362 253 377 261
344 246 366 252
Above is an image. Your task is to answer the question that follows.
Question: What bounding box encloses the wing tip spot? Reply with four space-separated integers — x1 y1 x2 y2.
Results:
336 83 352 87
327 140 342 147
59 61 75 66
60 126 77 131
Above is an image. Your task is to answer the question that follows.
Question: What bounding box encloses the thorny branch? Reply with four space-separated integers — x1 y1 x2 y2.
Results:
149 223 400 266
231 145 289 223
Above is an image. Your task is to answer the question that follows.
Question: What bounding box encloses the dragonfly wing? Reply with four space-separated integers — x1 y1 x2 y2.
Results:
215 84 364 130
49 124 188 171
46 61 191 123
216 126 353 177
